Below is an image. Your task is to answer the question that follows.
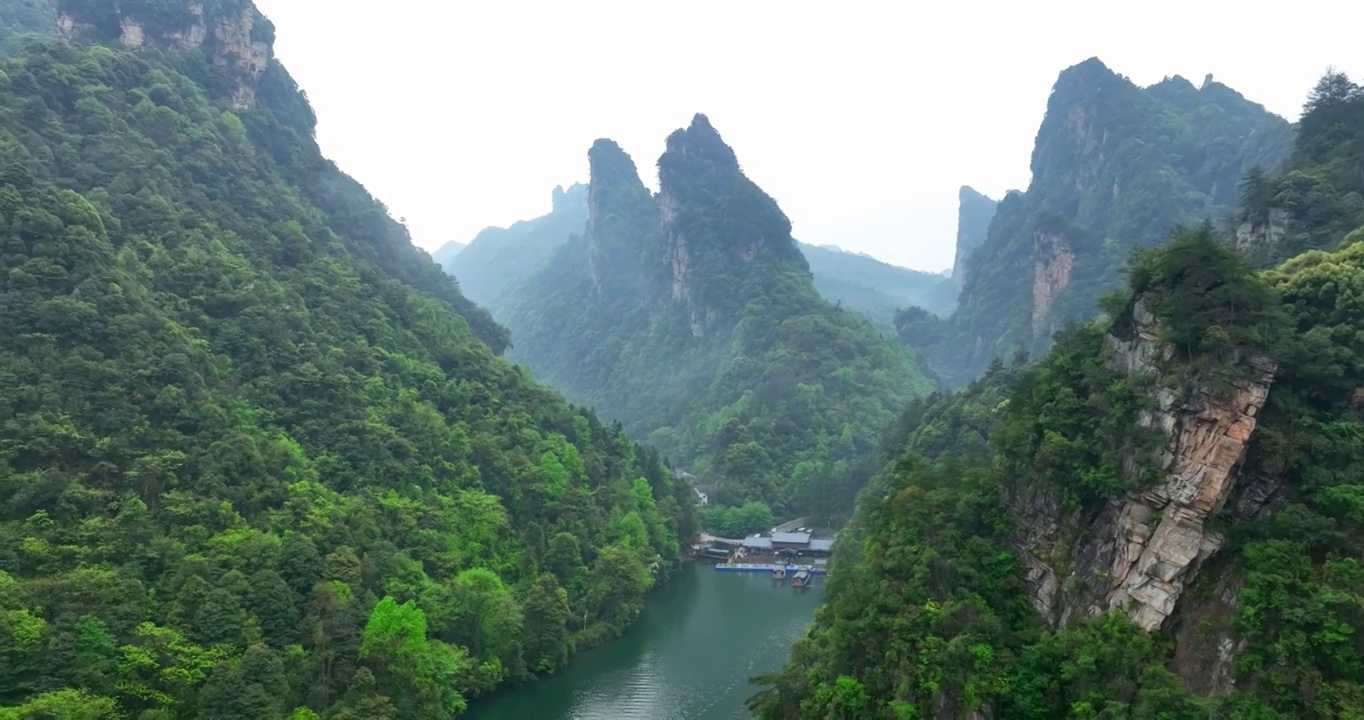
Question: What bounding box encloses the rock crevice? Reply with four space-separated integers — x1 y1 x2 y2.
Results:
1012 298 1276 632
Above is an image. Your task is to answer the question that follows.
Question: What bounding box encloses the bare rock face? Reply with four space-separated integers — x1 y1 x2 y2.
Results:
658 191 690 303
1031 230 1075 336
1012 298 1275 634
57 1 272 110
1100 363 1271 630
210 5 270 110
1235 208 1291 254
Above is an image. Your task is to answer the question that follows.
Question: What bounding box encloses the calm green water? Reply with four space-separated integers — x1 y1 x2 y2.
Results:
466 563 824 719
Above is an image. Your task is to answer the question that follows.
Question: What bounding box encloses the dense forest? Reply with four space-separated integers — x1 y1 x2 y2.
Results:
900 58 1295 387
0 0 52 58
755 71 1364 719
0 3 694 719
491 119 933 525
797 241 956 333
441 182 953 336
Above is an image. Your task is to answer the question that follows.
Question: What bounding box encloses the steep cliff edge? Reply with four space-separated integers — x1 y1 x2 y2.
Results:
0 5 692 716
900 58 1293 388
1010 297 1276 634
57 0 272 108
493 114 932 519
759 228 1309 718
951 185 998 288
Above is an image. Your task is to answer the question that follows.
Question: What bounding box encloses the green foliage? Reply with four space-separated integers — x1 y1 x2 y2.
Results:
950 185 999 292
758 221 1320 717
1220 237 1364 717
0 26 691 720
702 501 775 538
496 123 933 521
444 183 589 313
0 0 54 60
797 241 957 332
994 323 1159 504
906 58 1293 387
1124 225 1288 374
1238 70 1364 265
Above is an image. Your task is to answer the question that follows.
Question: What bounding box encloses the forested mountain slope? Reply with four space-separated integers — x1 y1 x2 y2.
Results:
443 183 589 312
797 241 957 331
900 58 1294 387
1236 70 1364 265
0 0 52 58
756 72 1364 720
949 185 997 288
442 182 953 334
495 116 933 522
0 3 693 718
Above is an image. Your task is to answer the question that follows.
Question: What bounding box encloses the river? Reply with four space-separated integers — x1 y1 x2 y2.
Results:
466 563 824 719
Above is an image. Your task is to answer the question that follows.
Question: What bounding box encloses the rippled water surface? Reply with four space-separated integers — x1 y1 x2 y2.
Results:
466 563 824 719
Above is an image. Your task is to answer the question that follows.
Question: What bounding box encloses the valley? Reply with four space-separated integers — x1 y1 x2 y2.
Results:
1 1 1362 719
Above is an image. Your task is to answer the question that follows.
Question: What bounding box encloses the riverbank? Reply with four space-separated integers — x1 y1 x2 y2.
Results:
465 563 823 719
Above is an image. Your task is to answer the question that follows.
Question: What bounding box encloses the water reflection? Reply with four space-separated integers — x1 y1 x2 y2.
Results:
467 564 823 719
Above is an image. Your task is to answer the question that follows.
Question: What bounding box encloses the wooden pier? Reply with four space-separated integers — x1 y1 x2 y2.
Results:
713 563 827 575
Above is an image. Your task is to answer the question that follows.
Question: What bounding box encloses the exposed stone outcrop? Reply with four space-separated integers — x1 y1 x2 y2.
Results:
1235 207 1291 254
118 17 145 48
210 5 270 110
56 0 272 110
658 191 690 303
1030 231 1075 336
1011 298 1275 634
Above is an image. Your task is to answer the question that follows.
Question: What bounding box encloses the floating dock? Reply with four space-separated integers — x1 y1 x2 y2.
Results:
714 563 827 575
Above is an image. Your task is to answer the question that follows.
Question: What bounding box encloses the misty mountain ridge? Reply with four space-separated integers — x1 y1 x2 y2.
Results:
487 113 933 519
903 56 1295 386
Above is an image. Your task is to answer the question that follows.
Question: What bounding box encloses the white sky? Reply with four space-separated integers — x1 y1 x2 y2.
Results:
255 0 1362 273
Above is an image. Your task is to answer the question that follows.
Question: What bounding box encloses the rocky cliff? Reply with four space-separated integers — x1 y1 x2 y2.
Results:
57 0 272 108
1010 298 1276 636
950 185 997 288
902 58 1294 388
1029 229 1075 336
490 113 933 519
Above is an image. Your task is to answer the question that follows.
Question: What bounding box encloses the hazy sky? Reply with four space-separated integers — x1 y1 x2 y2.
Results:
255 0 1361 272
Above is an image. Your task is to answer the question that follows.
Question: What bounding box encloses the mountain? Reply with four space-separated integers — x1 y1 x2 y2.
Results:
756 71 1364 720
902 58 1294 387
950 185 997 287
446 183 589 312
1235 69 1364 265
0 0 52 57
797 241 957 331
0 3 693 718
430 240 465 266
443 184 953 332
495 116 933 521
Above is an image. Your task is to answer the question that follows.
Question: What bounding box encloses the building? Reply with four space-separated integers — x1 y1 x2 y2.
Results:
741 537 773 552
699 545 731 561
771 532 812 551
